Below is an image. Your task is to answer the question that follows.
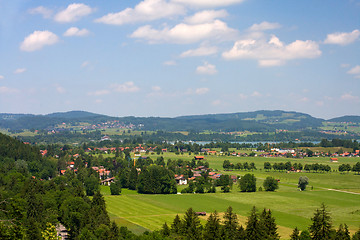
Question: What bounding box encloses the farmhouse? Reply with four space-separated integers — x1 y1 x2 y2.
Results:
194 156 205 160
175 175 188 185
101 177 115 186
330 158 338 162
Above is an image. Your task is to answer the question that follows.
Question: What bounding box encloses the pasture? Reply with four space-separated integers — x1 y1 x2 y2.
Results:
103 152 360 239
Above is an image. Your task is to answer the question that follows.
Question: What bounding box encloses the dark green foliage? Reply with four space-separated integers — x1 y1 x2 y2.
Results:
239 174 256 192
182 208 202 240
299 230 311 240
137 165 177 194
128 167 138 190
110 180 122 195
336 224 350 240
309 203 333 240
290 227 300 240
298 176 309 191
203 211 221 240
161 222 171 237
84 175 100 196
353 227 360 240
222 206 239 240
171 214 183 235
245 206 263 240
263 177 279 192
260 208 279 240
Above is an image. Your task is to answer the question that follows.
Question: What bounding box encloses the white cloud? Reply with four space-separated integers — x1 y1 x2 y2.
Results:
347 65 360 75
20 30 59 52
0 75 4 79
112 82 140 93
251 91 262 97
163 60 177 66
171 0 245 8
180 44 218 57
55 3 95 23
131 20 237 44
95 0 185 25
195 87 209 95
184 10 228 24
222 35 321 66
28 6 53 19
341 93 359 101
14 68 26 74
324 29 360 45
64 27 90 37
55 84 66 94
152 86 161 91
248 21 281 32
196 62 217 75
212 99 221 106
81 61 90 68
88 90 110 96
0 86 19 94
340 63 350 68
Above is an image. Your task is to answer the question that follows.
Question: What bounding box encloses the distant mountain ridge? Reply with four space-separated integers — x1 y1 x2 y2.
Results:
0 110 358 132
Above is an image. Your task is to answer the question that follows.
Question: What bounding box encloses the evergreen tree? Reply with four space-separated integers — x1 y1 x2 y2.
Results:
352 227 360 240
245 206 263 240
290 227 300 240
182 208 202 240
335 224 350 240
203 211 221 240
161 222 171 237
171 214 183 235
222 206 239 240
110 180 121 195
299 230 311 240
237 225 246 240
128 166 138 190
309 203 333 240
260 208 279 240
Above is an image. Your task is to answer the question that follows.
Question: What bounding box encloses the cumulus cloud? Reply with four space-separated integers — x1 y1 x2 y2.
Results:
195 87 209 95
88 90 110 96
95 0 185 25
347 65 360 75
131 20 237 44
14 68 26 74
180 44 218 57
222 35 321 66
251 91 262 97
55 84 66 94
81 61 90 68
28 6 53 18
184 10 228 24
163 60 177 66
324 29 360 45
152 86 161 91
196 62 217 75
248 21 281 32
55 3 95 23
64 27 90 37
172 0 245 8
0 86 19 94
112 82 140 93
341 93 359 101
20 30 59 52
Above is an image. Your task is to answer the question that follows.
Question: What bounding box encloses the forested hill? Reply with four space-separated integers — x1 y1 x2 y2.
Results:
328 115 360 123
0 110 358 132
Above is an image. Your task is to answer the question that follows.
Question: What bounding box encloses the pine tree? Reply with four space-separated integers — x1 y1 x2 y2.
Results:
353 227 360 240
290 227 300 240
335 224 350 240
260 209 279 240
203 211 221 240
299 230 311 240
182 208 202 240
171 214 183 235
245 206 263 240
309 203 333 240
161 222 171 237
237 225 246 240
222 206 239 240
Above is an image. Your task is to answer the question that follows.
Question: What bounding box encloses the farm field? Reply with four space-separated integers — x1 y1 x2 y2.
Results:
102 153 360 239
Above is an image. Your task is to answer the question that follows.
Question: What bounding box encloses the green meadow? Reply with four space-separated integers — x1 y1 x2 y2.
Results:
102 152 360 239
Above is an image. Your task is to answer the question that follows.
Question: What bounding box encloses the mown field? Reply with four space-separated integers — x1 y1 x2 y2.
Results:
102 153 360 239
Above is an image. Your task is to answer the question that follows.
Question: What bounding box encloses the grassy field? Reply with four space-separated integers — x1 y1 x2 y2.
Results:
102 152 360 239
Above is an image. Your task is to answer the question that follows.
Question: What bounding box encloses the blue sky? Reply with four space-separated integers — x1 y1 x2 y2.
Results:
0 0 359 119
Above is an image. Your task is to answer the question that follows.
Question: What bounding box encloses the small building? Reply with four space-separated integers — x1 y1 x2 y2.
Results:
175 175 188 185
330 158 338 162
194 156 205 160
101 177 115 186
